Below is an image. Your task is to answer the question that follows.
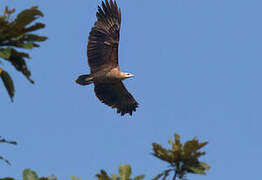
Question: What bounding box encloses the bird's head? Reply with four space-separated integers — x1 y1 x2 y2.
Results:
121 72 134 80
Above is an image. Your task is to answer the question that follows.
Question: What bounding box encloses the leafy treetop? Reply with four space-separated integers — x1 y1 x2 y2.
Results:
152 133 210 180
0 6 47 101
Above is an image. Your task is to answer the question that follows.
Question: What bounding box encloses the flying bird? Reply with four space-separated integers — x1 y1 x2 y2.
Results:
76 0 138 116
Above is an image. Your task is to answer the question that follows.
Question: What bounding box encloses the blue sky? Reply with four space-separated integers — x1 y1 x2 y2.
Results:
1 0 262 179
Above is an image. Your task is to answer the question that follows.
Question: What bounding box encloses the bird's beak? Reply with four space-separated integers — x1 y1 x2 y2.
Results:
130 73 134 77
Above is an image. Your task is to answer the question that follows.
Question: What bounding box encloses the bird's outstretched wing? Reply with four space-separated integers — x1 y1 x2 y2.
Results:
94 81 138 116
88 0 121 73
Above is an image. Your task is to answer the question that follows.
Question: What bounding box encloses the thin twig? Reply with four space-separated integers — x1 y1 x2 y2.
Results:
0 155 11 165
172 170 177 180
0 137 17 145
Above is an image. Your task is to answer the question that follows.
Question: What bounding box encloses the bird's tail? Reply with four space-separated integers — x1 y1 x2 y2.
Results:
75 74 94 86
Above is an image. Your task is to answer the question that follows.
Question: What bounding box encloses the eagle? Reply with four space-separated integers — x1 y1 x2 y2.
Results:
75 0 138 116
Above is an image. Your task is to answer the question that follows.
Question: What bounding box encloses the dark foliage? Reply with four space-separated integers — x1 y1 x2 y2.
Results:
0 6 47 101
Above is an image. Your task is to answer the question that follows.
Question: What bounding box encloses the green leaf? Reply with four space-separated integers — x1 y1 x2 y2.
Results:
168 139 173 144
152 133 210 179
25 23 46 33
96 170 111 180
0 6 47 47
21 43 34 49
199 162 210 170
23 169 38 180
118 164 132 180
7 48 34 83
174 133 182 151
0 7 43 41
22 34 47 42
188 166 206 174
15 6 43 28
0 48 11 59
0 7 47 93
0 178 15 180
0 69 15 102
198 142 208 149
183 140 196 156
183 139 208 158
133 175 145 180
174 133 180 142
71 176 81 180
111 174 118 180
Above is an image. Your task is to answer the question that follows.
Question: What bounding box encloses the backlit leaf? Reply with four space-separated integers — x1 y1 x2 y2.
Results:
199 162 210 170
111 174 118 180
188 166 206 174
174 133 180 142
0 69 15 101
23 169 38 180
119 164 132 180
152 133 210 179
21 43 34 49
133 175 145 180
71 176 81 180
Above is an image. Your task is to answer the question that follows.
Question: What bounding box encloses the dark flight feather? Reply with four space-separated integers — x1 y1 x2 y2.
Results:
94 81 138 116
88 0 121 73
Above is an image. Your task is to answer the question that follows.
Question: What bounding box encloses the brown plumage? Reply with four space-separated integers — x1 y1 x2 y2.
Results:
76 0 138 116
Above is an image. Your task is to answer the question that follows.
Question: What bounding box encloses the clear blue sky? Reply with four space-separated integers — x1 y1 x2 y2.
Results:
1 0 262 179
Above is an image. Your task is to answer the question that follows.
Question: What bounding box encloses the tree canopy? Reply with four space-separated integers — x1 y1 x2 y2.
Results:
0 6 47 101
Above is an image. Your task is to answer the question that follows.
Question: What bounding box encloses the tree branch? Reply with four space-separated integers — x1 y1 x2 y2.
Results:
0 137 17 145
172 170 177 180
